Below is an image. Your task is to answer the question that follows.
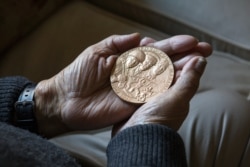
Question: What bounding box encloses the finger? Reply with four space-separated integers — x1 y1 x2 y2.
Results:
147 35 198 56
140 37 156 46
194 42 213 57
172 55 207 101
111 33 141 52
173 52 200 71
98 55 118 75
90 33 141 58
170 42 212 63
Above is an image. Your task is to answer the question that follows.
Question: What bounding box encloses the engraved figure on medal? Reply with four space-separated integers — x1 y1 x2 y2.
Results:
110 49 145 89
111 46 174 104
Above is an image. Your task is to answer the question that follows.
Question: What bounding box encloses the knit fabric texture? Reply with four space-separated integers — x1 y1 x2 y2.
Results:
0 76 80 166
107 124 187 167
0 76 34 123
0 122 80 167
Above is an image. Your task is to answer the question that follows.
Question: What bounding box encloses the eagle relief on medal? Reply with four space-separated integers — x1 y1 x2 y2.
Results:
110 46 174 104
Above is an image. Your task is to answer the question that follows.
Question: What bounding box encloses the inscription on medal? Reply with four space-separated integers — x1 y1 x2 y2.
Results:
110 46 174 103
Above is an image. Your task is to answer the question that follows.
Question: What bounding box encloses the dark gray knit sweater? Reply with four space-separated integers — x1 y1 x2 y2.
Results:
0 76 187 167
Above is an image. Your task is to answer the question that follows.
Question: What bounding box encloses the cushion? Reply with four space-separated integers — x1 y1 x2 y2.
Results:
0 0 68 53
88 0 250 61
199 50 250 97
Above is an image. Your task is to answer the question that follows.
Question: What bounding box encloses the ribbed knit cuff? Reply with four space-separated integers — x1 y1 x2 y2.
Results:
107 124 187 167
0 76 34 123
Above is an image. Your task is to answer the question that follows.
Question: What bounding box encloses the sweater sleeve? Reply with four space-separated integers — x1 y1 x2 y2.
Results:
107 124 187 167
0 76 35 123
0 76 81 166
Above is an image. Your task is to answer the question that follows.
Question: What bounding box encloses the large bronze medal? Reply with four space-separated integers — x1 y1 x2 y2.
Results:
111 46 174 104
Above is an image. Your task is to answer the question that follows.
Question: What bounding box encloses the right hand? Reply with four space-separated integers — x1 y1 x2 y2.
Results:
112 36 212 135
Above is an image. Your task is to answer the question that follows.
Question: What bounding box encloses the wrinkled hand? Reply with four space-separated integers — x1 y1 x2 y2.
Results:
35 34 141 137
34 33 212 137
112 35 212 136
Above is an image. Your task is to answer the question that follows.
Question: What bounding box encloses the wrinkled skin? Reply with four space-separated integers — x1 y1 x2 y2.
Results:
34 33 212 137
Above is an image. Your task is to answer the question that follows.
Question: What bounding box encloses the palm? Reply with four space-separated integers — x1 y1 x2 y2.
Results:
55 38 139 130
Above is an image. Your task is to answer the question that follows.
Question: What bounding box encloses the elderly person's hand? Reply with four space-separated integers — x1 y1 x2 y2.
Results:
112 35 212 135
34 33 212 137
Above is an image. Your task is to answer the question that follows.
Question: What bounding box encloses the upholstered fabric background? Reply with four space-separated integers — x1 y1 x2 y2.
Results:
88 0 250 61
0 0 68 53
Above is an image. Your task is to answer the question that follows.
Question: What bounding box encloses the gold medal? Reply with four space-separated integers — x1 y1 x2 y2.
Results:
110 46 174 103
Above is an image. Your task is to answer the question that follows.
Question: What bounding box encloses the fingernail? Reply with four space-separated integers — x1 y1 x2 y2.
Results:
195 57 207 73
131 32 141 37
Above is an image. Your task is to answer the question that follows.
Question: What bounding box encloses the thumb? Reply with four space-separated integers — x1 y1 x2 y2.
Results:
111 33 141 52
92 33 141 57
172 55 207 101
